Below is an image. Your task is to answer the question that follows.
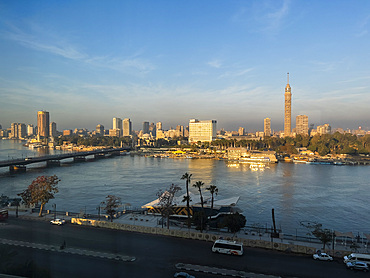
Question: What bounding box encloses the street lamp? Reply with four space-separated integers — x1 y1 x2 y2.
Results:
97 205 101 221
53 204 56 220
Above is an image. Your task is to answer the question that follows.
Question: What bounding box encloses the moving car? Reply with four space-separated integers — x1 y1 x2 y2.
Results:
50 219 66 225
313 253 333 261
346 261 369 272
343 253 370 264
174 272 195 278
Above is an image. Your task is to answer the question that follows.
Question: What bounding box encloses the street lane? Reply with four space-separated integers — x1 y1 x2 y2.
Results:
0 218 367 278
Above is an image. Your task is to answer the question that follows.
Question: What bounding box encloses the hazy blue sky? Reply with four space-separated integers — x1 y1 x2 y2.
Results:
1 0 369 132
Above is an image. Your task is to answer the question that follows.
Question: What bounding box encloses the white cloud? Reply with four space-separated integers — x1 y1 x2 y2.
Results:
207 59 222 68
2 22 155 74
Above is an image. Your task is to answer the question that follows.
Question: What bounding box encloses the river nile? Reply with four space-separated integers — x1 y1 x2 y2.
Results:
0 139 369 235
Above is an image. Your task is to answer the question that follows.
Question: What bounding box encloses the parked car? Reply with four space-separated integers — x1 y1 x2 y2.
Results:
346 261 369 272
313 253 333 261
50 219 66 225
174 272 195 278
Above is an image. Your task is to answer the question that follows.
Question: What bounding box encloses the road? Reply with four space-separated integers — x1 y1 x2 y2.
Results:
0 217 366 278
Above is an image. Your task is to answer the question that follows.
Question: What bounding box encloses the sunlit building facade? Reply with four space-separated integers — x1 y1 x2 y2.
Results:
122 118 132 137
188 119 217 143
296 115 309 135
37 110 49 138
264 118 271 137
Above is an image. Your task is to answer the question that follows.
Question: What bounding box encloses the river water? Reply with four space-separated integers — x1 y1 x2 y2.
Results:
0 139 369 235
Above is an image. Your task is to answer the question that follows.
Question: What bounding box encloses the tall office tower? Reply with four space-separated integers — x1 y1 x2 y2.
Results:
296 115 309 135
142 121 149 134
238 127 245 136
156 122 162 131
50 122 57 137
37 111 50 138
10 123 19 138
264 118 271 137
113 117 122 130
188 119 217 143
176 125 185 137
18 123 26 138
113 117 122 137
27 124 34 136
149 122 156 136
122 118 132 136
284 73 292 137
96 124 104 136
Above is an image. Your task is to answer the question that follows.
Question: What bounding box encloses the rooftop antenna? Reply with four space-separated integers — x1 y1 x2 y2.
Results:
287 72 289 84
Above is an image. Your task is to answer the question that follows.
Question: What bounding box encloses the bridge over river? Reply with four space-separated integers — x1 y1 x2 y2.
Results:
0 147 131 173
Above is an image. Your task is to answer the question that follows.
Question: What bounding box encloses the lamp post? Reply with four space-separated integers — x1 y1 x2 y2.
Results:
97 205 101 221
53 204 56 220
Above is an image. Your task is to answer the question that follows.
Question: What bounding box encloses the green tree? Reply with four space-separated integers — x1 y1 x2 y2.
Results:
206 184 218 221
156 184 181 229
101 195 122 222
18 175 60 217
222 212 246 236
181 172 192 228
300 222 333 249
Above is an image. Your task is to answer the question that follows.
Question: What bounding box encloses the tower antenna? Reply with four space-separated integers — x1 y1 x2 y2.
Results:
287 72 289 84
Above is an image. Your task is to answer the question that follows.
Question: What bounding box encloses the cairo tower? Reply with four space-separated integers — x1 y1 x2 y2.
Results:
284 73 292 136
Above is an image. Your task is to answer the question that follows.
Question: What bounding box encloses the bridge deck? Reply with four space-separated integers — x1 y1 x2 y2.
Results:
0 147 130 168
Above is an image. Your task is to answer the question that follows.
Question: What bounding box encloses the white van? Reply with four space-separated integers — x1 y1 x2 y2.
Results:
212 239 243 256
343 253 370 264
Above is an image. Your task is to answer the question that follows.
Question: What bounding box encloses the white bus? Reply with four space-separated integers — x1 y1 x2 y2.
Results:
343 253 370 264
212 239 243 256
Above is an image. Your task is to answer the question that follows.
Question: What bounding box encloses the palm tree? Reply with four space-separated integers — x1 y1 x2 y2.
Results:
206 184 218 221
181 172 192 228
193 180 204 209
193 180 205 232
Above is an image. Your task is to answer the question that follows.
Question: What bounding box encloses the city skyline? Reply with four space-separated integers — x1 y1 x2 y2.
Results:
1 1 370 131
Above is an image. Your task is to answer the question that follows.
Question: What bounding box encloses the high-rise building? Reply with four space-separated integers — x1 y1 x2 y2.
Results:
112 117 122 136
188 119 217 143
176 125 184 137
317 124 331 135
156 122 162 131
284 73 292 137
96 124 104 136
143 121 149 134
264 118 271 137
122 118 132 136
10 123 26 138
50 122 57 137
296 115 309 135
27 124 34 136
10 123 19 138
37 111 50 138
238 127 245 136
149 123 156 137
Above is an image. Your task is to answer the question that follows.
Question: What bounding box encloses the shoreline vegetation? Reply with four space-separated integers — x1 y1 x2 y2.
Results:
22 132 370 166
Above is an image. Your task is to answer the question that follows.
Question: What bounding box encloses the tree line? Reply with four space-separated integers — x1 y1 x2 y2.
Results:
211 133 370 156
56 132 370 156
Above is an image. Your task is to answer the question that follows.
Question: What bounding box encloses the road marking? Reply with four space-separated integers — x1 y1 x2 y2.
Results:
175 263 282 278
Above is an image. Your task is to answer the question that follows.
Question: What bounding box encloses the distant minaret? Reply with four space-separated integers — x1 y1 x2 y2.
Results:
284 73 292 136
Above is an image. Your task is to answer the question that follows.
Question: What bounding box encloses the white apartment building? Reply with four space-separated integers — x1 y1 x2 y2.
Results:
188 119 217 143
296 115 309 135
122 118 132 137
